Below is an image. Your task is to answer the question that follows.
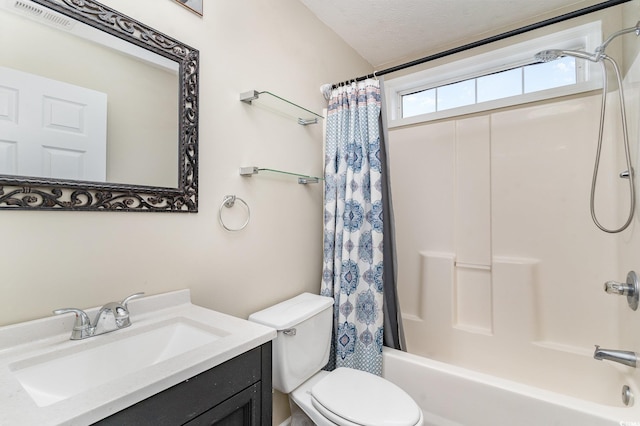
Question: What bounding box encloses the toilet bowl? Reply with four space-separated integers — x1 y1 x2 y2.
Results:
249 293 423 426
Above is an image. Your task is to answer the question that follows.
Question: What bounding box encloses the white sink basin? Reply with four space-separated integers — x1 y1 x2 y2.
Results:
9 318 227 407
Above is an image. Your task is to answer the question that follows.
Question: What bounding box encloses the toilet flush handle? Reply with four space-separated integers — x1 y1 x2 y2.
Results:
283 328 297 336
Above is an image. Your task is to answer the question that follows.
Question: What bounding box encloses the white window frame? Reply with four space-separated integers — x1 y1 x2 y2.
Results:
384 21 603 128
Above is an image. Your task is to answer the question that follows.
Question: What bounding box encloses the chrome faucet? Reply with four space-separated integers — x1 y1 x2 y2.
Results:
54 293 144 340
594 345 638 368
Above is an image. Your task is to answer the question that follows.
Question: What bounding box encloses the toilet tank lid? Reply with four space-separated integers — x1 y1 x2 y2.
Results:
248 293 334 330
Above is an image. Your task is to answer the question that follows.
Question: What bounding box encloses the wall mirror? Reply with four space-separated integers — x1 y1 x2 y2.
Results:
0 0 198 211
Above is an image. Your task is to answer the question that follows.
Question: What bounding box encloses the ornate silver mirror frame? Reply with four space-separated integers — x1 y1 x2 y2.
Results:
0 0 198 212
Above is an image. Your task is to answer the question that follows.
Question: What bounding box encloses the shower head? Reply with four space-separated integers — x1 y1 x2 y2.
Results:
534 49 564 62
535 49 599 63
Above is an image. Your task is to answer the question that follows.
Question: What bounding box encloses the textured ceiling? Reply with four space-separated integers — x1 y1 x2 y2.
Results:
298 0 601 68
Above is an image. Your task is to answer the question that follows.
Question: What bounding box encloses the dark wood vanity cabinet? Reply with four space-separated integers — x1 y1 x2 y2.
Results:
94 342 272 426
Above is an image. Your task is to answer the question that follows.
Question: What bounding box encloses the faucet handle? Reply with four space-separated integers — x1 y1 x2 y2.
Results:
53 308 91 329
53 308 93 339
121 292 145 309
604 271 639 311
604 281 633 295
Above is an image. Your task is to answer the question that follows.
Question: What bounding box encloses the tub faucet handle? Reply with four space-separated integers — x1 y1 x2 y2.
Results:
604 280 634 295
604 271 639 311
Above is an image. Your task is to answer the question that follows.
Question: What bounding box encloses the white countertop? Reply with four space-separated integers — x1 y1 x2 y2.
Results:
0 289 276 426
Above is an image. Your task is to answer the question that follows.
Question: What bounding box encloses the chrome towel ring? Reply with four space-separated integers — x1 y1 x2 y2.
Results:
218 195 250 232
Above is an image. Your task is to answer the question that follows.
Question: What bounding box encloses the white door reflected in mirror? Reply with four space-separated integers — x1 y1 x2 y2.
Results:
0 66 107 182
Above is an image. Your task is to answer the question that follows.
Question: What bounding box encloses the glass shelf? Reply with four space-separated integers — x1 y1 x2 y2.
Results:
240 90 323 125
239 166 323 184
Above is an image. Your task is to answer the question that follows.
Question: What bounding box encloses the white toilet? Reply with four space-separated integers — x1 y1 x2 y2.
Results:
249 292 424 426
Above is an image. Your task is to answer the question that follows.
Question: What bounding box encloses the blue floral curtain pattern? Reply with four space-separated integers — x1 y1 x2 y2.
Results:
321 79 384 375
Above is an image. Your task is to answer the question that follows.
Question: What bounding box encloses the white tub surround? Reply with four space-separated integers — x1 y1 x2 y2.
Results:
388 92 635 402
0 289 277 426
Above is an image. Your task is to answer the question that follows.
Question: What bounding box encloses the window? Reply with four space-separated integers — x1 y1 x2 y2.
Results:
401 57 577 118
385 22 602 126
478 67 523 103
523 57 577 93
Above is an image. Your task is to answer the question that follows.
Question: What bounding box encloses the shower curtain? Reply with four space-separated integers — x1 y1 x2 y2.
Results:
321 78 403 376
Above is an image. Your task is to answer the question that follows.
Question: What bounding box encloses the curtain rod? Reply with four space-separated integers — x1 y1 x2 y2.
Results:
333 0 631 88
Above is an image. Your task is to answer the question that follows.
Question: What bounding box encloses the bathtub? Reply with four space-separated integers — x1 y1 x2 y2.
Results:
382 348 640 426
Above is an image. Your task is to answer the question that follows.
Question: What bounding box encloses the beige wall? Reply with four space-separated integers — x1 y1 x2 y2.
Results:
0 1 371 423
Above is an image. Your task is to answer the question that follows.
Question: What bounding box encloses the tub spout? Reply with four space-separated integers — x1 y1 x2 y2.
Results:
594 345 638 368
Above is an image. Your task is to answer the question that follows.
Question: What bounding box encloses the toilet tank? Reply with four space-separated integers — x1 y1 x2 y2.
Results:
248 293 334 393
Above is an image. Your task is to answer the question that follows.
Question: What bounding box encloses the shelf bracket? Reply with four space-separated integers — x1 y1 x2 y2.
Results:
298 177 319 184
297 118 318 126
239 90 259 104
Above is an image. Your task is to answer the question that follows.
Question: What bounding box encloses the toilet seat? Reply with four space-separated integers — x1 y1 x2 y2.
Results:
310 367 423 426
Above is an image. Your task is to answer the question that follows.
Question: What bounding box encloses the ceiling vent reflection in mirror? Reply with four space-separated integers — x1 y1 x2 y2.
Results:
12 0 74 29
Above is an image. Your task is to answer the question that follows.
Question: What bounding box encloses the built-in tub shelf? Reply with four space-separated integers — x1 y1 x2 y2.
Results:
240 166 322 184
240 90 323 125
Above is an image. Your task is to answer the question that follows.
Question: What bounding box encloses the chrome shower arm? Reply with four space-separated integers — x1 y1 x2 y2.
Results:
596 21 640 56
